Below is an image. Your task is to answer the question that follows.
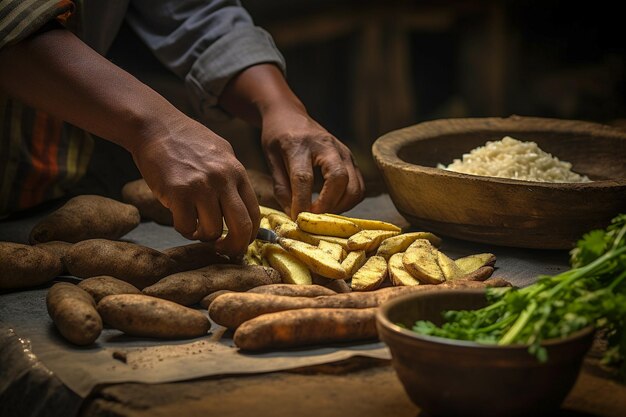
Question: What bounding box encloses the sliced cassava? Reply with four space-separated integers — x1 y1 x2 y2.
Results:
278 238 347 280
296 212 360 238
455 253 497 274
402 239 446 284
325 213 401 232
388 252 420 286
376 231 442 259
340 250 367 277
347 229 400 252
262 244 312 285
350 255 388 291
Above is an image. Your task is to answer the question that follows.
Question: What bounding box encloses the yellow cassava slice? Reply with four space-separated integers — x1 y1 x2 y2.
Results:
325 213 401 232
376 231 442 259
296 212 360 238
278 238 347 280
388 252 420 286
347 229 400 252
262 244 312 285
351 255 388 291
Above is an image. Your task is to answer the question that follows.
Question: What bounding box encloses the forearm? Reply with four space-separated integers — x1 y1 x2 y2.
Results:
218 64 306 127
0 28 186 153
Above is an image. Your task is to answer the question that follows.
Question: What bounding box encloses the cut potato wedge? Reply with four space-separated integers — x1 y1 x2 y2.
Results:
351 255 388 291
376 231 442 259
325 213 401 232
275 223 320 245
340 250 366 277
455 253 497 274
402 239 446 284
278 238 348 280
347 229 400 252
318 240 345 261
296 212 360 238
388 253 420 286
259 216 271 230
312 235 350 250
262 244 312 285
437 251 464 280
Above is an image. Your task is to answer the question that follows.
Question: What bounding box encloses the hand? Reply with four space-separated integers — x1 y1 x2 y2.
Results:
131 116 260 257
261 108 365 218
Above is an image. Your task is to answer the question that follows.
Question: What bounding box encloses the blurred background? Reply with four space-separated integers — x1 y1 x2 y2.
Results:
102 0 626 196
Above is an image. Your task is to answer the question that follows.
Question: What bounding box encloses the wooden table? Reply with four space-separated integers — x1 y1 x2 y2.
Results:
1 195 625 417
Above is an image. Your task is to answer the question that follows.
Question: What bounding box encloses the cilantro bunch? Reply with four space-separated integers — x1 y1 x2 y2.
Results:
412 214 626 375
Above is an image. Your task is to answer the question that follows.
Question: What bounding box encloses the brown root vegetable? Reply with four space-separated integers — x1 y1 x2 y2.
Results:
46 283 102 345
29 195 140 244
0 242 63 289
64 239 178 289
97 294 210 339
209 292 380 329
142 264 281 306
77 276 141 303
199 290 234 309
210 279 511 329
234 307 378 351
121 179 173 225
247 284 337 297
162 242 230 272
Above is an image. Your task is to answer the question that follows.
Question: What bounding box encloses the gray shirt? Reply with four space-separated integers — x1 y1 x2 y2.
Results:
79 0 286 120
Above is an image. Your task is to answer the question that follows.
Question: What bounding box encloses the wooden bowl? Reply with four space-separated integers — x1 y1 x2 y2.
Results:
372 116 626 249
376 289 594 417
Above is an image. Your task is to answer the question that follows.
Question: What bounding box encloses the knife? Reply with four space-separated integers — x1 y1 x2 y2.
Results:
256 227 281 244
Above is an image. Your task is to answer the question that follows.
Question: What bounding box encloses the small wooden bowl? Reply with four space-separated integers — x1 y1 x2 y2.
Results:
376 289 594 417
372 116 626 249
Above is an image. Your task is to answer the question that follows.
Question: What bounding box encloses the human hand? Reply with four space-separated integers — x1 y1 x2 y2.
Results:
260 109 365 218
131 117 260 257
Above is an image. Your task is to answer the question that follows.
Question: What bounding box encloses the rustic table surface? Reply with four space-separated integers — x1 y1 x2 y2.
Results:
1 194 624 417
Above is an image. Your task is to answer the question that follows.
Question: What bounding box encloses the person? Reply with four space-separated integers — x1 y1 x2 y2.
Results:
0 0 365 257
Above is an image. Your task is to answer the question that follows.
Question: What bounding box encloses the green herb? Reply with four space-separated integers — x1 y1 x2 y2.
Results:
411 214 626 376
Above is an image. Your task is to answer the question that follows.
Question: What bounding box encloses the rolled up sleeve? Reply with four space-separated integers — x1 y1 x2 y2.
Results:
0 0 74 50
126 0 286 120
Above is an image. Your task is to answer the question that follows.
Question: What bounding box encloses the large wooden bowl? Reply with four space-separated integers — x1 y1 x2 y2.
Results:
372 116 626 249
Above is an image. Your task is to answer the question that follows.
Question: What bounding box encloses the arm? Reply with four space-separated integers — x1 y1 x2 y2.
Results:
0 28 258 256
218 64 365 218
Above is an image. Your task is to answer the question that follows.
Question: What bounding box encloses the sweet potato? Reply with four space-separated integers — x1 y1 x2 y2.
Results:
46 283 102 345
64 239 178 289
234 308 378 351
29 195 140 244
97 294 210 339
209 292 378 328
210 279 511 329
162 242 230 272
142 264 281 305
121 179 173 225
77 276 141 303
248 283 337 297
0 242 63 289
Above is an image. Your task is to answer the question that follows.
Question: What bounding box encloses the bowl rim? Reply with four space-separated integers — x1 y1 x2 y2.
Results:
376 288 596 350
371 115 626 188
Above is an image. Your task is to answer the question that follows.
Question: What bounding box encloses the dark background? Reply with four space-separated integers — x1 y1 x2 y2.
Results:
99 0 626 196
